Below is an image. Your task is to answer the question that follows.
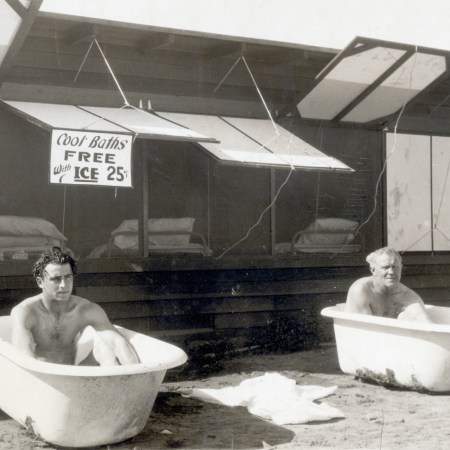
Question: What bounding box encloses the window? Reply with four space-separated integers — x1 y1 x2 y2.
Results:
297 37 447 124
386 132 450 251
0 101 369 266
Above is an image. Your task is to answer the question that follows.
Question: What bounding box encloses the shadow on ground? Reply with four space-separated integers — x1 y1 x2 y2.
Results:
122 392 295 449
168 343 342 382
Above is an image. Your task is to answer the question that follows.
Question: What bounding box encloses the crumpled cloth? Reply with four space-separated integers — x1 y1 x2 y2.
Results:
181 372 344 425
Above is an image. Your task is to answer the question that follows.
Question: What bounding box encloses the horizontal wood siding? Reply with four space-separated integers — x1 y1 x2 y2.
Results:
1 262 449 351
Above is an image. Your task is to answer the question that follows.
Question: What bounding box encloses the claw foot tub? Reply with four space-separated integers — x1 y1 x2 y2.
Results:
321 304 450 392
0 316 187 447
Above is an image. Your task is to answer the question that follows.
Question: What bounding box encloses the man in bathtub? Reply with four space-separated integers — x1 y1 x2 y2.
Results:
10 246 139 366
345 247 432 322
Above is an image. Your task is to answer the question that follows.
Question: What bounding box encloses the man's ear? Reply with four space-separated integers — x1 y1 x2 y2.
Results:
36 277 44 288
370 266 376 275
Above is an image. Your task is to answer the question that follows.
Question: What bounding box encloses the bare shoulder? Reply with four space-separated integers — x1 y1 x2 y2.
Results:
72 295 105 315
345 276 374 314
10 295 42 325
73 296 112 327
11 295 42 315
348 276 372 294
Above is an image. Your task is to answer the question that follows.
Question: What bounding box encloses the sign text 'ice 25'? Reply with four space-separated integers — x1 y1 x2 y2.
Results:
50 130 133 187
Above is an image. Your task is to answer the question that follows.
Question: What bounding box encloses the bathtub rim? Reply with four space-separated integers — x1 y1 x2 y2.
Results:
321 304 450 333
0 325 188 377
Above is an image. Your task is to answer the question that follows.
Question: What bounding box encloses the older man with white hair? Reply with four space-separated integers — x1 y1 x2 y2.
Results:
345 247 432 322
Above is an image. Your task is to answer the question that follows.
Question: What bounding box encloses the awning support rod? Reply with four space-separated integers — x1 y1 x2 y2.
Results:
74 38 130 107
74 40 94 83
241 55 278 136
213 55 279 137
93 39 130 106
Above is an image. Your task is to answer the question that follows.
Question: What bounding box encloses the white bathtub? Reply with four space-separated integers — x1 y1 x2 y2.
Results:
0 316 188 447
321 304 450 392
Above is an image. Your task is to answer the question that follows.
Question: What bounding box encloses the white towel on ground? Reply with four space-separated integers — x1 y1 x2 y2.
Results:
181 372 344 425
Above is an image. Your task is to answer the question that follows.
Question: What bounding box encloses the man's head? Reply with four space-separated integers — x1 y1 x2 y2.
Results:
33 247 78 280
33 247 78 302
366 247 402 287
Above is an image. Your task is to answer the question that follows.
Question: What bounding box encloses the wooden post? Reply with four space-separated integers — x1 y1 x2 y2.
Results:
139 141 149 257
270 168 276 255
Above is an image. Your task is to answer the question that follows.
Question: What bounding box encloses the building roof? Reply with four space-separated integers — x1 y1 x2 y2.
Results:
1 1 450 133
38 0 450 53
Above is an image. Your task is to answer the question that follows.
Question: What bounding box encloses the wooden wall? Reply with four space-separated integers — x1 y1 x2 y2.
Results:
2 259 450 355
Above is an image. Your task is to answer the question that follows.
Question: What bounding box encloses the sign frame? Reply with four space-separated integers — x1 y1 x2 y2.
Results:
50 129 133 187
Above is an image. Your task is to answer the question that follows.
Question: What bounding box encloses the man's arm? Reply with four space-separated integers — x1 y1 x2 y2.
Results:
344 280 373 315
398 303 432 323
84 302 139 365
10 305 36 358
397 289 432 323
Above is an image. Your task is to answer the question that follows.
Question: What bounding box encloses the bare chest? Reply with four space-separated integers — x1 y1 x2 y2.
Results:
370 293 402 318
31 314 84 364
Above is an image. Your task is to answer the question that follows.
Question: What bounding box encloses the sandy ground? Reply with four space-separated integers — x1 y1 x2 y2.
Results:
1 343 450 450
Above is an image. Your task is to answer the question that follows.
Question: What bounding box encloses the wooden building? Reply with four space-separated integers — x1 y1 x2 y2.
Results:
1 1 450 354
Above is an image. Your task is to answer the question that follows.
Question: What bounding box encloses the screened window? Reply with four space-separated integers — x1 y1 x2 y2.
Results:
0 102 371 267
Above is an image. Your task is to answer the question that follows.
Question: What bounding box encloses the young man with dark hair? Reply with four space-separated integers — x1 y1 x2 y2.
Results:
11 247 139 365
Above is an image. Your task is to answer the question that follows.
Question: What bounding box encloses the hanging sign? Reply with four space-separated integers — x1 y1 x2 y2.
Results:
50 130 133 187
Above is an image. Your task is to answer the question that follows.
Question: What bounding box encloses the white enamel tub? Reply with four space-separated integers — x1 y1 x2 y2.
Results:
0 316 188 447
321 304 450 392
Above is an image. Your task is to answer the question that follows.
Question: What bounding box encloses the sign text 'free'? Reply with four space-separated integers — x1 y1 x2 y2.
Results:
50 130 133 187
